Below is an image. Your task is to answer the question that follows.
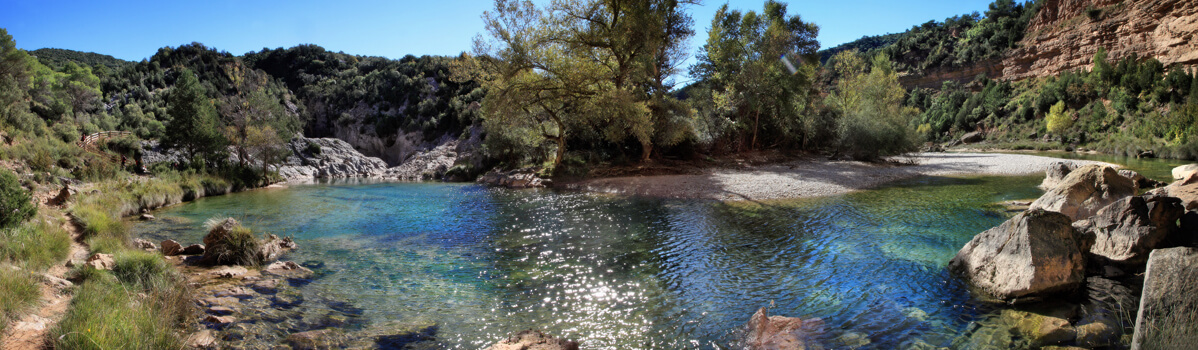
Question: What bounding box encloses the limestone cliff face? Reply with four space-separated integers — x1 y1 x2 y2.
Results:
900 0 1198 88
1002 0 1198 81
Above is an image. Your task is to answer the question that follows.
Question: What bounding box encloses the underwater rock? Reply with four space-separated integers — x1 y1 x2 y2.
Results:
204 315 235 329
487 329 579 350
263 261 314 279
250 279 278 294
1075 194 1183 266
185 330 217 349
256 234 297 263
1132 247 1198 349
949 209 1086 301
286 329 345 350
210 266 247 279
1001 309 1076 346
742 307 823 350
207 306 236 316
1030 165 1137 221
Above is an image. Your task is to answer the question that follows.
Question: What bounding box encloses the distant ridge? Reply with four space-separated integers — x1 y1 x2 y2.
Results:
30 48 133 71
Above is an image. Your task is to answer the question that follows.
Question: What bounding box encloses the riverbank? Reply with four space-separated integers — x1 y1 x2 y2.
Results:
559 152 1116 201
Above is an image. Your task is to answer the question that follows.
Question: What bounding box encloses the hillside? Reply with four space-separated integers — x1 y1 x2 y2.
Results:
30 48 132 71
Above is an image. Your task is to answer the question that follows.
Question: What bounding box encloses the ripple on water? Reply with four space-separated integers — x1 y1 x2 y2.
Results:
132 174 1068 349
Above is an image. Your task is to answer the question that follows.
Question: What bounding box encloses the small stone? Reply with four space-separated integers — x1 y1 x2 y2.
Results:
85 253 115 270
210 266 248 278
42 274 73 289
133 238 157 250
213 286 254 299
250 279 279 294
204 315 236 328
140 213 155 220
198 297 240 308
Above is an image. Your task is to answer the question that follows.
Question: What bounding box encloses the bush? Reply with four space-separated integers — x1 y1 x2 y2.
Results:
0 169 36 230
1046 101 1073 134
0 268 40 333
112 250 173 289
204 222 261 266
305 140 321 155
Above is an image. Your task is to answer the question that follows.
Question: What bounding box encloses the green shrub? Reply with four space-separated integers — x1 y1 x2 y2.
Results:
0 268 41 333
112 251 172 289
305 140 321 155
205 224 261 266
0 169 36 230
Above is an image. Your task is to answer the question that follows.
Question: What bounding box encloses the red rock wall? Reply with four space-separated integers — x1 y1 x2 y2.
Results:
900 0 1198 88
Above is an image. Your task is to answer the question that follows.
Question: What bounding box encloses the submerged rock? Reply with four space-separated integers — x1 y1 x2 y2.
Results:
1075 278 1136 350
1001 309 1076 346
487 329 579 350
1131 247 1198 349
949 209 1086 301
742 307 824 350
1030 165 1137 221
1075 194 1184 265
185 330 217 349
263 261 314 279
286 329 344 350
256 234 297 263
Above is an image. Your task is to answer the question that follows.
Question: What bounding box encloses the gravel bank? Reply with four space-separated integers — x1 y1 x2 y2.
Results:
560 153 1115 201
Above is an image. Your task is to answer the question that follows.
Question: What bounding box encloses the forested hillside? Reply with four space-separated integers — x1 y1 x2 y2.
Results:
30 48 131 71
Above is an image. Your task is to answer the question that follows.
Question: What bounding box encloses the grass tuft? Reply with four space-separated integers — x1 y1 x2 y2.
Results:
0 214 71 271
0 267 41 334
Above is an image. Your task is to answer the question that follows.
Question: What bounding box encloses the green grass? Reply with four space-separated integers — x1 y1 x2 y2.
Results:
0 214 71 271
204 220 262 266
52 251 193 350
0 267 41 334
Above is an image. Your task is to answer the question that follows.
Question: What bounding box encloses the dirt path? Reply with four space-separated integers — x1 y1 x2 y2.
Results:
0 210 90 350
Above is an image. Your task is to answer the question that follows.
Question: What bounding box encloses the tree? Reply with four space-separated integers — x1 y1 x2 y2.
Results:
827 51 919 160
0 28 43 133
162 68 226 164
0 169 35 230
691 1 821 150
1046 101 1072 134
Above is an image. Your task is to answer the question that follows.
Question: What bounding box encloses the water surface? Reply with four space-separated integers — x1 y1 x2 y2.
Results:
133 155 1183 349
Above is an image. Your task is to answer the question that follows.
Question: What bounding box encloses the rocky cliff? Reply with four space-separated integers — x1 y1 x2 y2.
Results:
1002 0 1198 81
901 0 1198 88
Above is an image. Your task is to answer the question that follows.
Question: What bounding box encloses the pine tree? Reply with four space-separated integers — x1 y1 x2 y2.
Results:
162 68 225 164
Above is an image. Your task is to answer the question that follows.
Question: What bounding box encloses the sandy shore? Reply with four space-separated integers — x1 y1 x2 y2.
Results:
560 153 1115 201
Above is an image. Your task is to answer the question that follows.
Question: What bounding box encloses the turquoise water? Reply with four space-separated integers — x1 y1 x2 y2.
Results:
131 155 1186 349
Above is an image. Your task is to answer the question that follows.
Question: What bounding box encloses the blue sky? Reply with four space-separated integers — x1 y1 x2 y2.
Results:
3 0 996 74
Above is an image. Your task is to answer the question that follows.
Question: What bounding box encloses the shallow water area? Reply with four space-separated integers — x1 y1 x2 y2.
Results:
132 155 1182 349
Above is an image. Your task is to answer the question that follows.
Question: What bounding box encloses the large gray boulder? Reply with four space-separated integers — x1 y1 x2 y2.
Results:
949 209 1086 301
1030 165 1137 221
741 307 824 350
1075 194 1184 265
274 137 390 181
1131 247 1198 350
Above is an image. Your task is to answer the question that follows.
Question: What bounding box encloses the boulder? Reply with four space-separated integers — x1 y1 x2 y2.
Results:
1030 165 1137 221
1075 194 1184 265
85 253 115 270
1131 247 1198 350
181 244 205 255
1118 169 1165 190
1040 162 1079 190
161 239 183 256
1154 172 1198 210
204 315 235 328
486 329 579 350
1172 164 1198 181
961 131 985 144
949 209 1086 301
133 238 157 251
50 184 73 205
742 307 823 350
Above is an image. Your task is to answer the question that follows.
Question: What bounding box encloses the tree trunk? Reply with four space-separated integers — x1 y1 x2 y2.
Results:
553 136 566 168
752 110 760 150
640 139 652 163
